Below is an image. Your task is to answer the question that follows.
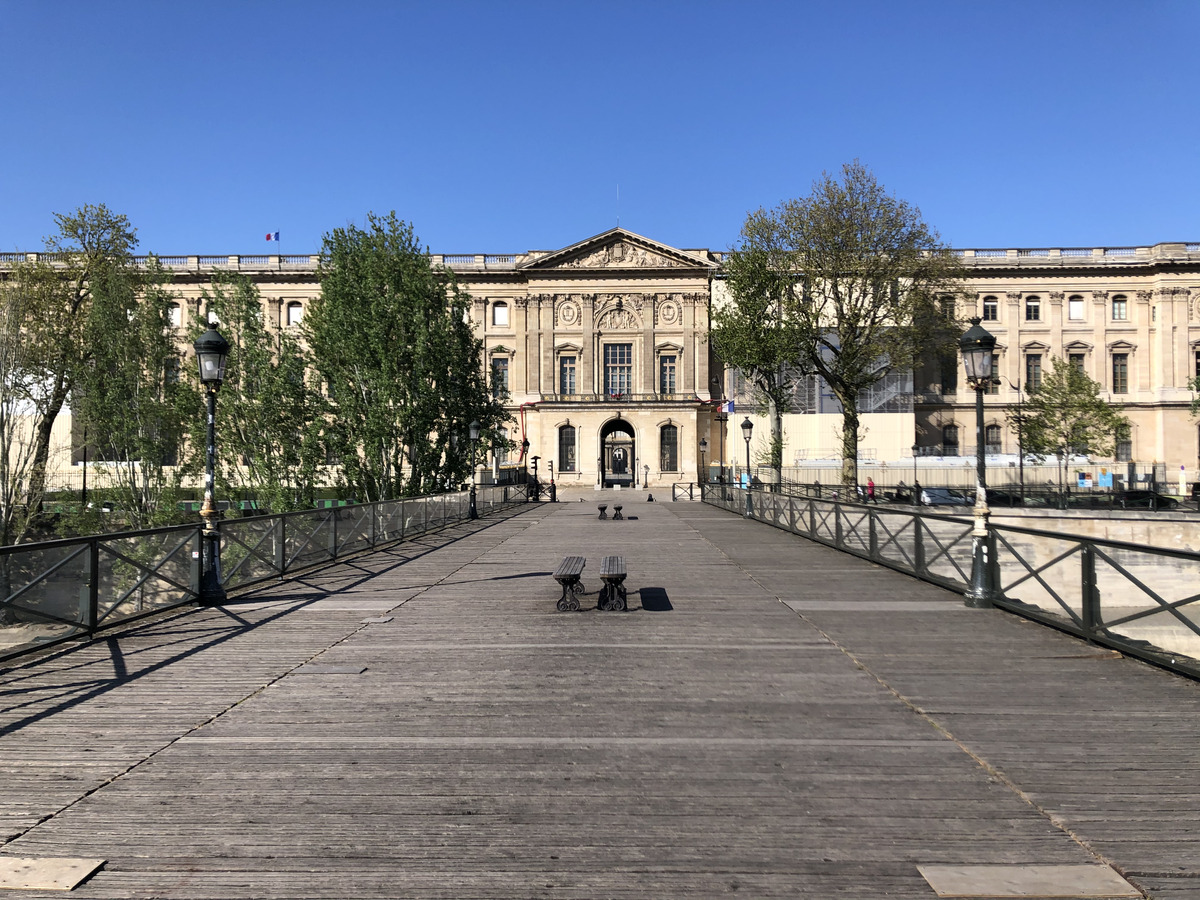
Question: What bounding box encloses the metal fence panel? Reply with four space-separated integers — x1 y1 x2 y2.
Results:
0 486 528 662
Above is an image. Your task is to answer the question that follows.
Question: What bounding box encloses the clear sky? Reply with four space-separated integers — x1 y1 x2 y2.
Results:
1 0 1196 257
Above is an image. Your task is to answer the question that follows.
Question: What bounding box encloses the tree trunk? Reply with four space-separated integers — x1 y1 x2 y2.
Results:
840 405 860 488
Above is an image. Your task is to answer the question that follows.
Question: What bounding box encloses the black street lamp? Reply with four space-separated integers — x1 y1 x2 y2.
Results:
960 318 998 608
468 420 480 519
911 443 920 506
741 417 754 517
193 321 230 606
530 455 540 502
699 437 708 485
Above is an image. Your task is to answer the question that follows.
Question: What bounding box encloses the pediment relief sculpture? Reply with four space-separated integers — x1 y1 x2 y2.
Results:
562 240 684 269
597 307 640 330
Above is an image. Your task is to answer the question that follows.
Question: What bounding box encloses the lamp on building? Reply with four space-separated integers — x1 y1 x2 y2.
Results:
741 417 754 517
960 318 998 608
699 437 708 486
468 420 481 519
193 321 230 606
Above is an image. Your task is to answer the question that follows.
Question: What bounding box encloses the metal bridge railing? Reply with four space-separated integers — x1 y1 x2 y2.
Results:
704 484 1200 680
0 484 527 662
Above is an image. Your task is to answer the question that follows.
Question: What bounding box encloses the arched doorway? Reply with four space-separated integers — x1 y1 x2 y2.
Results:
599 418 636 488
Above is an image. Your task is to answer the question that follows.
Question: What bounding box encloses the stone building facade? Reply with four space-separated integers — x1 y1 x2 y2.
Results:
3 232 1199 492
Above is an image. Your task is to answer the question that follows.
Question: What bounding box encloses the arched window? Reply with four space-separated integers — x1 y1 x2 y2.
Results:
558 425 576 473
1112 294 1128 321
942 425 959 456
286 301 303 326
982 295 998 321
985 424 1002 454
1025 295 1041 322
1068 295 1084 321
167 302 181 328
660 424 678 471
492 302 509 327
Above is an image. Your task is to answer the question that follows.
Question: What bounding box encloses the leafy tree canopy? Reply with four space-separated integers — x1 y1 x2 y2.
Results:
1021 357 1129 461
718 161 967 485
306 212 508 501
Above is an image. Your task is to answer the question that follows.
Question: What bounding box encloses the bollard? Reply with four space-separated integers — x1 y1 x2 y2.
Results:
597 504 608 520
613 505 623 520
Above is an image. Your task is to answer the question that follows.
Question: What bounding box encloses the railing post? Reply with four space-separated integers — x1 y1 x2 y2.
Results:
369 500 378 547
835 503 844 548
1081 543 1101 638
808 497 816 536
86 538 100 632
275 517 286 576
329 506 338 560
914 515 926 576
868 510 878 559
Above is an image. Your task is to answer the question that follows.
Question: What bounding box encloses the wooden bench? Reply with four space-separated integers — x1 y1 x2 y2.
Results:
598 555 628 611
553 556 587 611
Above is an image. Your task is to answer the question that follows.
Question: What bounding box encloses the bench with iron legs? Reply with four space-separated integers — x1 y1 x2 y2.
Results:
553 556 587 611
598 555 628 611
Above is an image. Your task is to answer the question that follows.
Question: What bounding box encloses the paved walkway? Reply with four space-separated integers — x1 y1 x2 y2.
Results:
0 496 1198 898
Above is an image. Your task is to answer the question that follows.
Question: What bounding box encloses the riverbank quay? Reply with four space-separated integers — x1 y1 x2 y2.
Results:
0 498 1196 897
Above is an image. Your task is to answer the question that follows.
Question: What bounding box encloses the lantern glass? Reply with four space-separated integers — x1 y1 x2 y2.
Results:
959 319 996 386
193 323 230 386
741 417 753 441
469 420 481 442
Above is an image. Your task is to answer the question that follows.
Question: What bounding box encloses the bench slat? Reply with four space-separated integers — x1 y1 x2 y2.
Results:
600 556 626 578
554 556 586 580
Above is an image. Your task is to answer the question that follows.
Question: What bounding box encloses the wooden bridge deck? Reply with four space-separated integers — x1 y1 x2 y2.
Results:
0 497 1198 898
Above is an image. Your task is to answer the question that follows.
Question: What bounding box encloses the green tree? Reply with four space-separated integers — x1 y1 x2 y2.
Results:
0 280 42 548
720 161 966 487
305 213 508 500
199 275 327 512
73 256 197 529
1020 356 1129 486
710 243 808 482
10 205 143 505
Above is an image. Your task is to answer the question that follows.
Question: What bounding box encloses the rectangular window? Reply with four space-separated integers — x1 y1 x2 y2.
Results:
981 296 998 321
941 355 957 396
940 297 955 321
1195 349 1200 379
604 343 632 397
491 358 509 399
1025 296 1041 322
559 356 576 395
492 302 509 327
1112 353 1128 394
1026 354 1043 391
660 424 678 472
985 353 999 394
942 425 959 456
1068 296 1084 320
985 424 1002 455
1069 353 1085 373
558 426 576 472
1112 296 1127 321
659 354 677 394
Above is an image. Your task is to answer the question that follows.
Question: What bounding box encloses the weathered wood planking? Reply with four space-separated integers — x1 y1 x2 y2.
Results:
0 499 1189 897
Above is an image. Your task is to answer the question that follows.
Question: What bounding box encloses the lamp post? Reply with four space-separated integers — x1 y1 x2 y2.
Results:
699 437 708 485
193 322 230 606
960 318 998 608
911 443 920 506
521 438 531 500
741 417 754 517
530 455 540 502
468 420 480 519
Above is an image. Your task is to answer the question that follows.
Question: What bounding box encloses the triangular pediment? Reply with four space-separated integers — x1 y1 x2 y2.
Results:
520 228 715 272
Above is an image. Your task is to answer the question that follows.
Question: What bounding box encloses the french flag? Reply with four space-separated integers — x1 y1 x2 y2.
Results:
719 400 735 413
265 232 279 241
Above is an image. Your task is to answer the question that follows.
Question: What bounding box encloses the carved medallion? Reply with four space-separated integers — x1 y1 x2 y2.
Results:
659 300 681 325
557 298 580 326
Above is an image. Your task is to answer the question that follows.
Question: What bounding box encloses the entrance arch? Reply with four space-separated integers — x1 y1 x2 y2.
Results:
599 418 636 488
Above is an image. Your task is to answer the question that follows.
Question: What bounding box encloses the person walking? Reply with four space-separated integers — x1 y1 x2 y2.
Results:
867 477 877 504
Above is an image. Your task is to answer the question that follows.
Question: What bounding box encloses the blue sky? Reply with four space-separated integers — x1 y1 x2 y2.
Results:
1 0 1196 256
